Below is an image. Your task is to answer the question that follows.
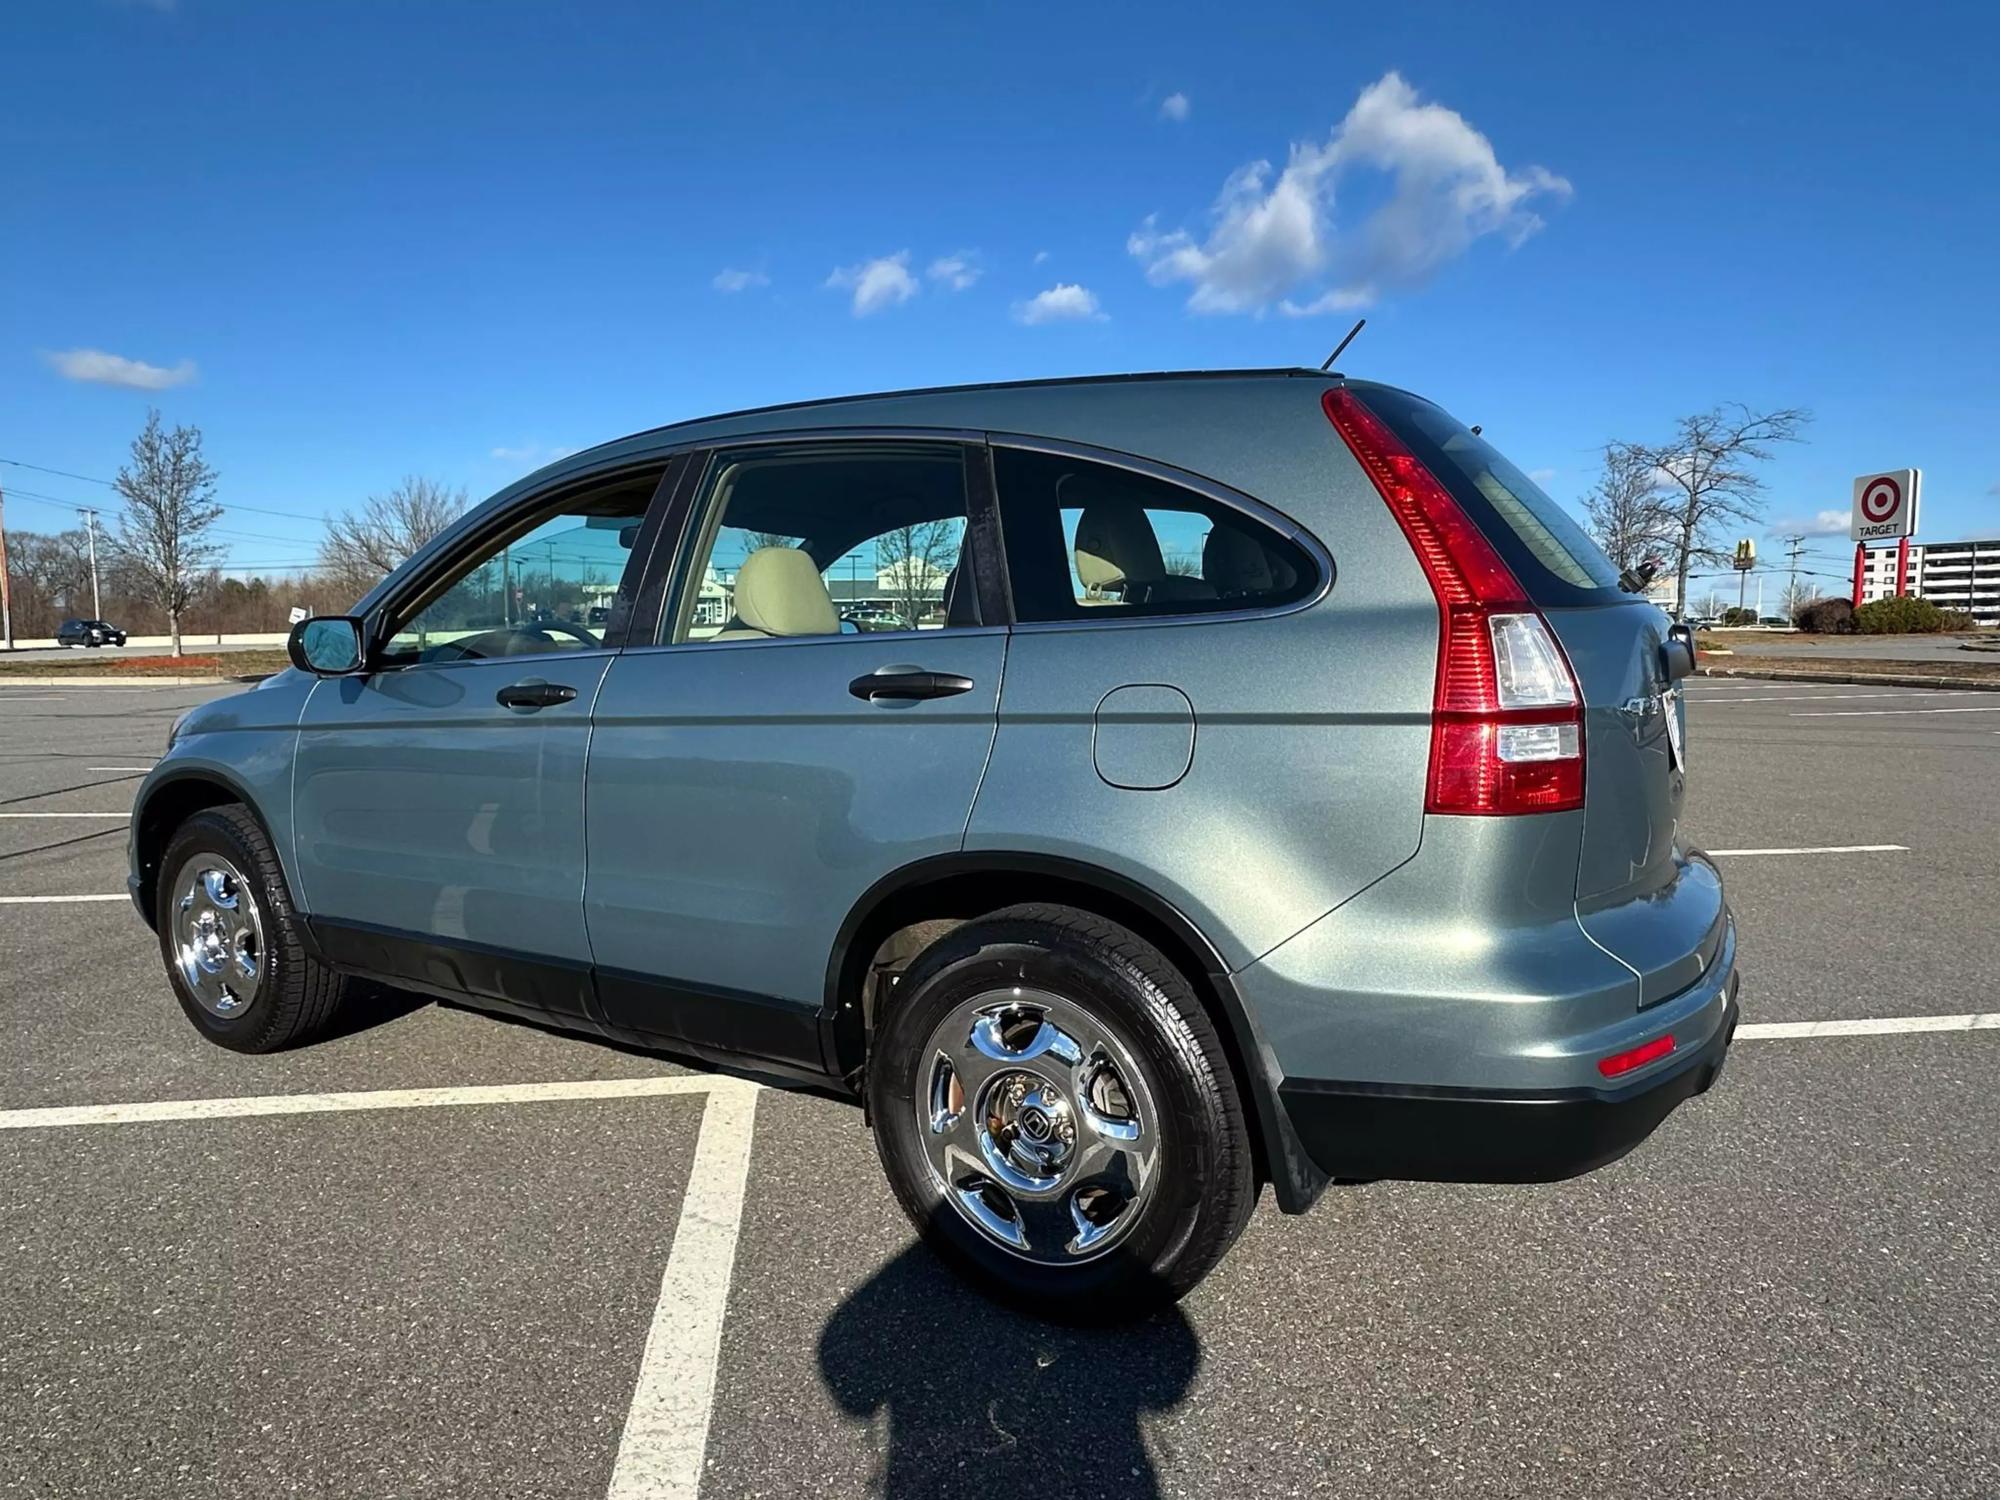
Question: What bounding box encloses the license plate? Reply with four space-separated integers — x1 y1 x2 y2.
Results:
1662 688 1686 771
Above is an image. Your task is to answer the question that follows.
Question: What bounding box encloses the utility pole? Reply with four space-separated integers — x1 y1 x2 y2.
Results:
1783 533 1805 617
0 478 12 650
78 507 103 620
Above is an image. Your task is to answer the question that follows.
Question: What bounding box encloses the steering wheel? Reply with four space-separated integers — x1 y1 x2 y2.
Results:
533 618 602 648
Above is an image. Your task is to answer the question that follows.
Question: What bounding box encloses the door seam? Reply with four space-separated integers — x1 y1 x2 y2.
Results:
958 630 1010 848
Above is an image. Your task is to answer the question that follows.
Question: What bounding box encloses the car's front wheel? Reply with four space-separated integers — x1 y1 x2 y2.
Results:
158 804 354 1052
868 903 1256 1320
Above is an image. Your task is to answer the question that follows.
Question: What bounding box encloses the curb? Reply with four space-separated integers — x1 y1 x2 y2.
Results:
1698 666 2000 692
0 676 230 688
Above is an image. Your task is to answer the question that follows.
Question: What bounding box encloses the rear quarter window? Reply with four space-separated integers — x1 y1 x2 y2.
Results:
1353 384 1625 604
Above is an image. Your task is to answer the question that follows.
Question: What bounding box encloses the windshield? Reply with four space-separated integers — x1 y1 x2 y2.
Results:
1354 383 1624 602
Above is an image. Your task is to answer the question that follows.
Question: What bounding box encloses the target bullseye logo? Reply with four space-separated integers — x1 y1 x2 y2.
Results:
1851 468 1920 543
1859 476 1902 524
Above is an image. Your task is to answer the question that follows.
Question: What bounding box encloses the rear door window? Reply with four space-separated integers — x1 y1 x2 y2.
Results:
993 447 1319 623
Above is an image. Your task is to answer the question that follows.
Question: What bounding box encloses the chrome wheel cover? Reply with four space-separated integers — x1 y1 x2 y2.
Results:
916 988 1160 1266
169 853 265 1018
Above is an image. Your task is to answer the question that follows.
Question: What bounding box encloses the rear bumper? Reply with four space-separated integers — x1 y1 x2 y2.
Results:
1279 970 1738 1184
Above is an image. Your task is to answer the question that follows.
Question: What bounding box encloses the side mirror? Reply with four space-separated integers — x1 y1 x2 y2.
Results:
1661 622 1697 683
288 616 367 676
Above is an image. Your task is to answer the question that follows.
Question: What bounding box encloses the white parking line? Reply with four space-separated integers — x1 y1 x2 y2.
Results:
1738 1013 2000 1040
1791 705 2000 718
1706 844 1907 857
87 766 155 772
1700 691 1969 703
0 811 128 819
607 1084 759 1500
0 1072 747 1130
0 1071 761 1500
0 893 128 904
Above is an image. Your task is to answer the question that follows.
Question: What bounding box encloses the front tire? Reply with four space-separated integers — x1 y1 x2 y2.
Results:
157 804 353 1053
868 903 1256 1320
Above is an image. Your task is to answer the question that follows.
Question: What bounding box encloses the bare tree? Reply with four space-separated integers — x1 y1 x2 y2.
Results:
111 410 223 656
1626 406 1811 626
1781 575 1822 616
743 531 798 553
1583 442 1671 575
876 520 960 627
1691 588 1727 621
319 477 467 598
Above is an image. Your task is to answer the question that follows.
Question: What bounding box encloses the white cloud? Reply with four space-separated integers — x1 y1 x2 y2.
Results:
491 443 578 470
1033 249 1050 265
826 252 920 316
1013 283 1106 326
1159 91 1191 122
1527 467 1557 484
44 348 196 390
712 267 769 293
1772 509 1853 538
927 253 981 291
1129 71 1570 315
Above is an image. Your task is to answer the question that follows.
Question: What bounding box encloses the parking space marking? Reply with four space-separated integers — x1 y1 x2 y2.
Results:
607 1083 759 1500
1706 844 1908 857
0 811 129 818
1791 705 2000 718
0 1072 747 1131
86 765 155 772
0 892 127 904
1701 691 1971 703
0 1068 762 1500
1739 1013 2000 1040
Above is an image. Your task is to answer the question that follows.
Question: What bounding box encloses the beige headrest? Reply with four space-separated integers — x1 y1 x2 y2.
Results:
1073 501 1165 594
732 546 838 637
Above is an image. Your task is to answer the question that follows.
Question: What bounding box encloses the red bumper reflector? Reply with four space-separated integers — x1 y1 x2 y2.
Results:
1598 1033 1676 1079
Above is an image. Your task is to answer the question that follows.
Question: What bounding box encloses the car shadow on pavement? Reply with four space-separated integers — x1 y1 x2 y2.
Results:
817 1242 1199 1498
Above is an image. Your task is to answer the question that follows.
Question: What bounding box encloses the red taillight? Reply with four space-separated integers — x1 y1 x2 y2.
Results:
1597 1033 1676 1079
1322 387 1585 815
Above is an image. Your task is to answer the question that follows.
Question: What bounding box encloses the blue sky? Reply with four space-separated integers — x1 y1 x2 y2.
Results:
3 0 1995 595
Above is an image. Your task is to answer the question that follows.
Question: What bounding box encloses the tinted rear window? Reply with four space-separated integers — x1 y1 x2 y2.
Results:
1354 384 1624 603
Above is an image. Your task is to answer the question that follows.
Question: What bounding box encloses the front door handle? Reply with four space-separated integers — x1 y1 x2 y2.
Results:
496 679 578 711
848 667 976 703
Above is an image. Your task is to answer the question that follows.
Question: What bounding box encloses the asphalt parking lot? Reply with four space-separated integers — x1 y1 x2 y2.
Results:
2 677 1996 1498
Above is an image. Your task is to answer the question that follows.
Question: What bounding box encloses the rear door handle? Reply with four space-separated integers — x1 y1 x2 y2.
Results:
848 667 976 703
496 679 578 711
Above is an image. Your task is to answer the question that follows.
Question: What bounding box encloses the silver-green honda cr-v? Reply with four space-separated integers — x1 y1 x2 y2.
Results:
132 370 1737 1317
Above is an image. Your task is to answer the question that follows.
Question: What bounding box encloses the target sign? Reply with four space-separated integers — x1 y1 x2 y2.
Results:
1851 468 1921 542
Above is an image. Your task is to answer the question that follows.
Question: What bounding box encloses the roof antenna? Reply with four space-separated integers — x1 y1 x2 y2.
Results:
1321 318 1366 371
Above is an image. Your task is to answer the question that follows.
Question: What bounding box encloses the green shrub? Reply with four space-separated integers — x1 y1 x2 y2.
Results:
1793 596 1856 634
1938 608 1979 631
1854 595 1948 634
1721 606 1758 626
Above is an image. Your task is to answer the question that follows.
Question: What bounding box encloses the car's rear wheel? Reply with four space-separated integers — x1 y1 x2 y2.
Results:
868 903 1256 1321
158 804 354 1052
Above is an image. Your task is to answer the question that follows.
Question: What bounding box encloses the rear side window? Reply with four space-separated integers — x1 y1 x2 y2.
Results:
994 448 1318 623
1353 384 1623 601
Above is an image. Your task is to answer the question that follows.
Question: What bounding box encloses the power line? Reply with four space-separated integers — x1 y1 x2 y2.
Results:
0 455 337 523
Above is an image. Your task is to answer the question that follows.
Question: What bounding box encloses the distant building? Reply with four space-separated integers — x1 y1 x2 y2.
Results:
1856 538 2000 624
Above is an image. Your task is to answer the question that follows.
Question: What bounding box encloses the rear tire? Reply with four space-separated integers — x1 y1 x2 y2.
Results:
868 903 1256 1321
157 804 353 1053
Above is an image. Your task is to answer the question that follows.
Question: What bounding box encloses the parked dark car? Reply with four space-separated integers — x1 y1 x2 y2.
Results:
56 618 127 648
131 369 1733 1317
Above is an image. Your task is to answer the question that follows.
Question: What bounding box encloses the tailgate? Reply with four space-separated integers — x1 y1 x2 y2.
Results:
1547 599 1726 1005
